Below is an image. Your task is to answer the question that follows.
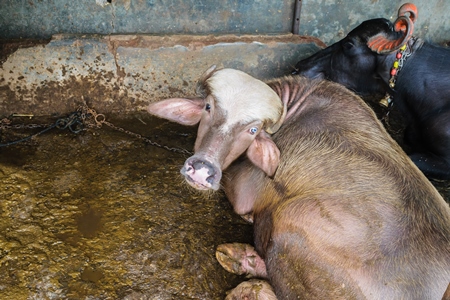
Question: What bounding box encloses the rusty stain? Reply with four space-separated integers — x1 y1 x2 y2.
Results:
0 73 139 116
106 37 127 79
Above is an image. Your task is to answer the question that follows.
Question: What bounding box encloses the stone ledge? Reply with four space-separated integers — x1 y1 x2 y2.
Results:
0 34 322 116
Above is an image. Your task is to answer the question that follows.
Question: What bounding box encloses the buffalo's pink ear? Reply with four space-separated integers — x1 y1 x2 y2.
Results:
147 98 205 126
246 131 280 177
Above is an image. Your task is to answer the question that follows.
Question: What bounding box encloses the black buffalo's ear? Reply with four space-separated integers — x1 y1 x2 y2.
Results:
367 3 417 54
398 3 417 23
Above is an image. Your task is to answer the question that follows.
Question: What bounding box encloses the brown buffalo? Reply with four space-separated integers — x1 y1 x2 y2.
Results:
148 66 450 299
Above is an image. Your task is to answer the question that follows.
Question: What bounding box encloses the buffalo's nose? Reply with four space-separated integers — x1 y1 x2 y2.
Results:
181 157 221 190
191 160 216 184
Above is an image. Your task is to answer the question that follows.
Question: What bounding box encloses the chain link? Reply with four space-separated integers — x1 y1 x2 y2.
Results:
0 105 193 155
1 119 52 130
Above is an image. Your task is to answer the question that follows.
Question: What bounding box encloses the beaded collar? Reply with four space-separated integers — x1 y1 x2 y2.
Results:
379 37 417 108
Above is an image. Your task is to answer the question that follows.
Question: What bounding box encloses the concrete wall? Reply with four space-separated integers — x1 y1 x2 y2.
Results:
1 0 449 44
0 0 294 38
1 0 449 116
0 34 322 115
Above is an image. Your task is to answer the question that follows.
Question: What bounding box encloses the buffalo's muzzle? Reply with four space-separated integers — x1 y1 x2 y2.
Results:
181 156 221 190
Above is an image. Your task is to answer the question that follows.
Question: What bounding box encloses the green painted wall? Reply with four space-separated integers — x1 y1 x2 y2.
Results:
1 1 449 44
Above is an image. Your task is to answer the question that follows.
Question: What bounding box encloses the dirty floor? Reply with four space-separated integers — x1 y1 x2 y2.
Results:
0 113 253 300
0 109 449 300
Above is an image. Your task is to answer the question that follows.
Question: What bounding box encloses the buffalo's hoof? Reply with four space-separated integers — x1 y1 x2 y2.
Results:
240 213 254 223
225 279 277 300
216 243 267 277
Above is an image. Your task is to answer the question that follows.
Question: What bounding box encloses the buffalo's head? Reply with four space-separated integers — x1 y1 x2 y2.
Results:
148 66 285 191
293 3 417 96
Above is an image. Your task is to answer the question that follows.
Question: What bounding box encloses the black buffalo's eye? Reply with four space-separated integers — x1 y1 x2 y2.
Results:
205 103 211 111
342 41 354 51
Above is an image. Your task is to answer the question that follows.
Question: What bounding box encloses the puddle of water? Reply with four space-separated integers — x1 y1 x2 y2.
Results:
0 113 253 299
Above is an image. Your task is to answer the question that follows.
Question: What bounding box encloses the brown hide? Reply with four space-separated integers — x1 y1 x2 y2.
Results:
242 76 450 299
443 283 450 300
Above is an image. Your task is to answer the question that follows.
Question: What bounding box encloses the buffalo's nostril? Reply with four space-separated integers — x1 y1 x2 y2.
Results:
192 161 214 174
206 174 215 185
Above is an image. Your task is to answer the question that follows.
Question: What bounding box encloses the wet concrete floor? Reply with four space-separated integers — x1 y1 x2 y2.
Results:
0 109 449 299
0 113 253 299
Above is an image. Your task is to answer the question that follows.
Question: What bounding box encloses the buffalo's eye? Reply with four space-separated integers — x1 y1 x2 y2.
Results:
205 103 211 111
249 127 258 135
342 41 354 51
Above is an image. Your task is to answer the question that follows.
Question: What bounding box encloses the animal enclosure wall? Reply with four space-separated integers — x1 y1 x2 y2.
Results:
1 0 449 43
1 0 449 115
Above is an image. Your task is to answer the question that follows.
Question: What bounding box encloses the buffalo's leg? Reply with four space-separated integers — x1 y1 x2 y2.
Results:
216 243 267 278
225 279 277 300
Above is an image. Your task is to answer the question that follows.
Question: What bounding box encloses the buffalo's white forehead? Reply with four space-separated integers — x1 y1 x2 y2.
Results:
206 69 282 130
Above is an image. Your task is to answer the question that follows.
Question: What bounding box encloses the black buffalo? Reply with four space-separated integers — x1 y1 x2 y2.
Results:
293 3 450 179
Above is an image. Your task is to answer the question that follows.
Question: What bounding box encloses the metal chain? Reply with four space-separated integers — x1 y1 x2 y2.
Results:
0 112 84 146
0 124 57 147
0 106 192 155
0 119 52 130
77 105 192 155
